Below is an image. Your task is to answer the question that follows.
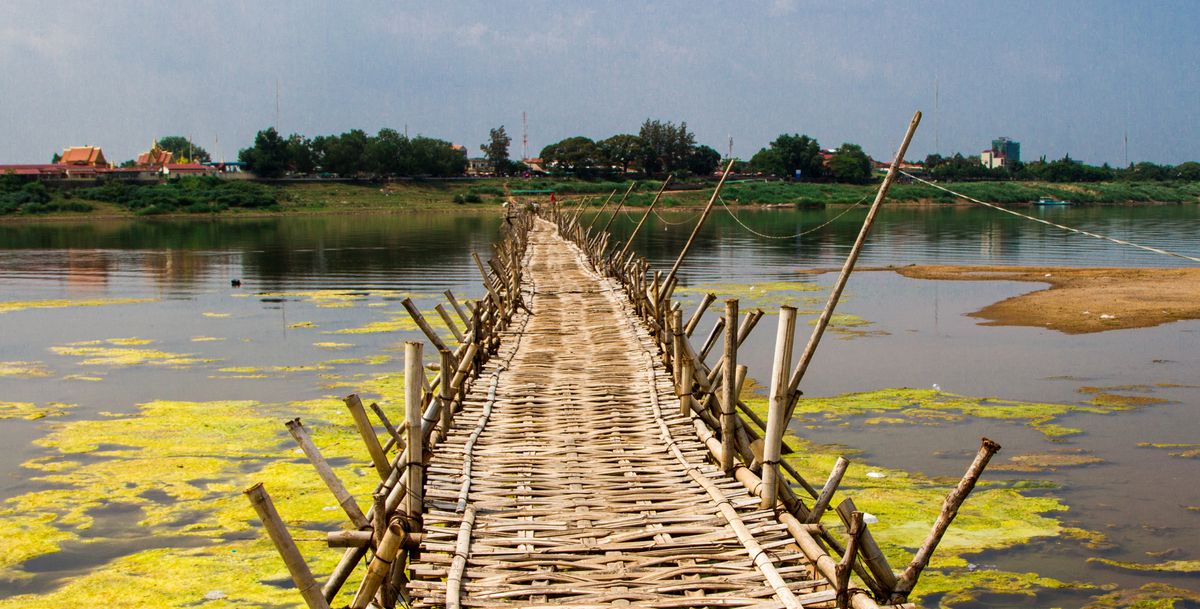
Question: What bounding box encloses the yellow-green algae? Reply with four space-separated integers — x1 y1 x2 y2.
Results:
0 360 51 378
0 368 409 607
1088 558 1200 573
201 312 231 318
676 281 822 312
0 401 76 420
991 450 1105 472
0 297 155 314
790 387 1149 440
50 340 215 368
313 341 353 350
742 389 1088 605
1082 583 1200 609
239 289 410 308
331 310 452 336
287 321 316 329
190 336 225 342
1136 442 1200 458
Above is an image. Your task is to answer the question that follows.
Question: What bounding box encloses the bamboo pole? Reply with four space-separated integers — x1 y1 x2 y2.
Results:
444 290 471 328
659 159 735 302
807 456 850 523
445 505 477 609
617 175 673 261
599 180 638 235
837 497 898 595
401 298 450 354
435 304 464 343
369 402 403 453
404 341 425 521
285 419 369 529
890 437 1002 602
438 348 454 441
349 520 407 609
585 188 622 228
683 292 716 337
244 483 331 609
344 394 390 481
326 530 374 548
670 309 684 387
698 315 724 362
786 112 922 403
837 511 865 609
761 305 796 509
720 299 738 471
679 355 695 417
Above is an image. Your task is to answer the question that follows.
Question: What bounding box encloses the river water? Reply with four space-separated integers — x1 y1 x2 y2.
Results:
0 204 1197 607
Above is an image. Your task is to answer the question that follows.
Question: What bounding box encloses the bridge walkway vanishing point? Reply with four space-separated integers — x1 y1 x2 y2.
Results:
408 219 829 608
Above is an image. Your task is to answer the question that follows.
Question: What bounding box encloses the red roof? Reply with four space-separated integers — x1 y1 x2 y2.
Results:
60 146 107 166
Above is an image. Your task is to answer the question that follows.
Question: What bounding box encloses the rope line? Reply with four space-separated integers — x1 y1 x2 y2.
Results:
717 192 871 240
900 171 1200 264
652 206 703 226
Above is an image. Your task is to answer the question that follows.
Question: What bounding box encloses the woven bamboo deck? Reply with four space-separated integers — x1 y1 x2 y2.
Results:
409 220 833 608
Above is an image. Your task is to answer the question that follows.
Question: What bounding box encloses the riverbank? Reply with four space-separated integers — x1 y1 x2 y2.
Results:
3 178 1198 221
895 265 1200 333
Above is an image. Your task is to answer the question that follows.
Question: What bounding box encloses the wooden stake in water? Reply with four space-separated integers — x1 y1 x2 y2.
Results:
244 483 331 609
404 341 425 520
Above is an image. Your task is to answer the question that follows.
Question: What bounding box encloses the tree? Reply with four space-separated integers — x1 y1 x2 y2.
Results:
687 145 722 176
541 137 600 176
1176 161 1200 181
409 136 467 177
749 134 823 180
598 134 647 174
285 134 317 175
638 119 696 175
238 127 289 177
157 136 211 164
828 143 873 183
481 126 512 176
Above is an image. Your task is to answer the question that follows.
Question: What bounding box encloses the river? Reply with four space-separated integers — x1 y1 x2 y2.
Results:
1 204 1197 607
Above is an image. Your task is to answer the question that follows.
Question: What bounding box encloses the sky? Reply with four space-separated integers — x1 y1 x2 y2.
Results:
1 1 1198 166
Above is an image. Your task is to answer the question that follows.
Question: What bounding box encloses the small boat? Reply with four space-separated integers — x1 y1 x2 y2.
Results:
1035 197 1072 206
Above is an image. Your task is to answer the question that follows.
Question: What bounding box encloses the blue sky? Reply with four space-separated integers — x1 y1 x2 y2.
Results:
1 1 1197 165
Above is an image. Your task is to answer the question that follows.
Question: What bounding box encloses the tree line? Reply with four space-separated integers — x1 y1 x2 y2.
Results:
239 127 467 178
537 120 721 178
923 153 1200 183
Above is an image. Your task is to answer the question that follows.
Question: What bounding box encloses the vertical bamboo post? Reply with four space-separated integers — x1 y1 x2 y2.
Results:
836 497 898 595
660 159 735 302
244 483 331 609
285 419 370 529
404 342 425 521
720 299 738 471
344 394 390 481
890 437 1002 602
439 348 454 441
836 511 865 609
679 354 695 417
761 305 796 509
618 175 673 261
786 112 922 402
671 309 684 387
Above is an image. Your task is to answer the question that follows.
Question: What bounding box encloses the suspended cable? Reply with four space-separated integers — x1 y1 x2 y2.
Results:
716 193 871 240
900 171 1200 264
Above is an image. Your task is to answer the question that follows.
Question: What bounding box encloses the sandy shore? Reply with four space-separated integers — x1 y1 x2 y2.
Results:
894 265 1200 333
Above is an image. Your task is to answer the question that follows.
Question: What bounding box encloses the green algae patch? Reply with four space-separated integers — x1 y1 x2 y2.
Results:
288 320 316 329
1082 583 1200 609
0 360 51 378
201 312 231 318
105 337 155 346
245 289 409 308
0 297 155 314
190 336 225 342
676 281 822 312
62 374 104 382
50 341 214 368
332 310 451 336
314 341 353 350
1089 558 1200 573
0 401 76 420
0 392 394 606
1136 442 1200 458
791 388 1126 440
792 390 1156 438
992 449 1105 472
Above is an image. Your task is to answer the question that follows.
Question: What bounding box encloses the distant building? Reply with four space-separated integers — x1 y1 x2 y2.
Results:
467 157 494 177
135 145 174 167
161 163 218 177
59 146 108 167
981 137 1020 169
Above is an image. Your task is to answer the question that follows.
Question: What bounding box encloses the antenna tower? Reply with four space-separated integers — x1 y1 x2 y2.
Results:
522 112 529 160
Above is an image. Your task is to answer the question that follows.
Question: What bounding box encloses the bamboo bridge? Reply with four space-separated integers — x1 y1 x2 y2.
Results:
246 113 1002 609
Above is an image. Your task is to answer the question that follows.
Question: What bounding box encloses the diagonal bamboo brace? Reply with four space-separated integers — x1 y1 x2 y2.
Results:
244 483 331 609
889 437 1001 602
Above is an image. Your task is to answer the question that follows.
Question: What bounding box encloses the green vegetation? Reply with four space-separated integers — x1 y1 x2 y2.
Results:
238 126 467 178
77 177 277 214
0 175 93 215
540 119 720 178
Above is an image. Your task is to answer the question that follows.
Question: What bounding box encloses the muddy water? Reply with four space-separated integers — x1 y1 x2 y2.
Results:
1 205 1197 606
